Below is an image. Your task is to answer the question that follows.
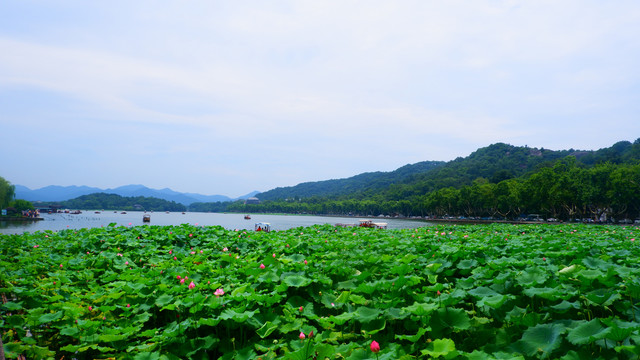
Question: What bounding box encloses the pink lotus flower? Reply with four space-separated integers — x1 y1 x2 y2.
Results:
214 288 224 297
309 330 314 338
370 340 380 353
223 247 228 252
177 275 181 280
299 306 303 312
59 264 63 268
331 302 335 307
299 332 305 340
88 306 93 311
259 263 265 269
125 261 129 265
180 278 186 284
272 253 276 258
174 256 177 260
304 260 308 265
126 304 131 308
188 281 196 290
169 250 173 254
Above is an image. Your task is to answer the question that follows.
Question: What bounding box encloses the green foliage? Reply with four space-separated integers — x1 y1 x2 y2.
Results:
0 175 16 209
210 140 640 221
57 192 186 212
1 223 640 359
9 199 34 213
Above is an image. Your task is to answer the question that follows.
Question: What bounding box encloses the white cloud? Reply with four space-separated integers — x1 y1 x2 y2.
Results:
1 1 639 194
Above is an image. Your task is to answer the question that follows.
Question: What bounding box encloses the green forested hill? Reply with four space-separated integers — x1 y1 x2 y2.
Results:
258 160 445 201
57 193 186 212
259 140 640 202
216 139 640 221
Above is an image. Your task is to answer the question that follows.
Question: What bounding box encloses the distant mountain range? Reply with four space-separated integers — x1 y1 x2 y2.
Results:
14 184 259 206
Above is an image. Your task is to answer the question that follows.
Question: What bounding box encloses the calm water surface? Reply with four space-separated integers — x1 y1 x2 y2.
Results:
0 211 433 235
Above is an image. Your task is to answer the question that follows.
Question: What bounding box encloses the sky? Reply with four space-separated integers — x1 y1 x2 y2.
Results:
1 1 639 198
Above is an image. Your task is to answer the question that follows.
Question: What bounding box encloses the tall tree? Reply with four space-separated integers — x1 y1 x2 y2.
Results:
0 176 15 209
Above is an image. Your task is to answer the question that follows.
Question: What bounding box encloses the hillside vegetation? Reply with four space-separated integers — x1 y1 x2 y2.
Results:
194 139 640 222
56 193 187 212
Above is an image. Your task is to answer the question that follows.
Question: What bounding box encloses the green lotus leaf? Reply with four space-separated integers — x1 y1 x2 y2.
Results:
550 300 580 312
431 308 471 331
457 259 478 270
349 294 368 305
523 287 557 300
256 321 279 338
133 352 162 360
354 306 381 323
477 294 508 309
1 301 23 311
219 309 258 322
517 323 566 358
516 267 548 287
585 288 621 306
403 302 438 317
154 294 174 307
468 286 499 298
283 274 312 287
558 264 578 275
421 338 457 358
567 319 610 345
37 310 64 324
395 327 428 343
330 312 354 326
60 327 80 336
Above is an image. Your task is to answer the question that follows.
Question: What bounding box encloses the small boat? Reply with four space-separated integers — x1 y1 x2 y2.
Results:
121 211 127 214
70 210 82 214
358 219 388 229
255 222 271 232
143 214 151 223
244 214 251 220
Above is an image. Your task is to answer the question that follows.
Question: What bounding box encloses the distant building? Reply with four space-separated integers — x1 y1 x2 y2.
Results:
245 197 260 205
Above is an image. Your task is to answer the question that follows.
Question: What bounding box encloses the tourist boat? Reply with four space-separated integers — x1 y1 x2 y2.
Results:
358 219 388 229
143 214 151 223
244 214 251 220
255 222 271 232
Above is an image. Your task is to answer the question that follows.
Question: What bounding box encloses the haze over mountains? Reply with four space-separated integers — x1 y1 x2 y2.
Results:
14 184 259 206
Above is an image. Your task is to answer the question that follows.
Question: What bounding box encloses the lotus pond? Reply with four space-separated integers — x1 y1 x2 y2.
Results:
1 223 639 359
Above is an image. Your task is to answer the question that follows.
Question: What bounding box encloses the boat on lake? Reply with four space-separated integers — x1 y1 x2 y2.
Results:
244 214 251 220
255 222 270 232
143 214 151 223
358 219 388 229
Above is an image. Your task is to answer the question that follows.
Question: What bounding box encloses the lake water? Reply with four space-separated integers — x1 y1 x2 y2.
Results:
0 211 434 235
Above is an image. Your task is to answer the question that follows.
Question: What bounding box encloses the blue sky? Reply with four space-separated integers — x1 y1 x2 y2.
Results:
1 1 639 197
